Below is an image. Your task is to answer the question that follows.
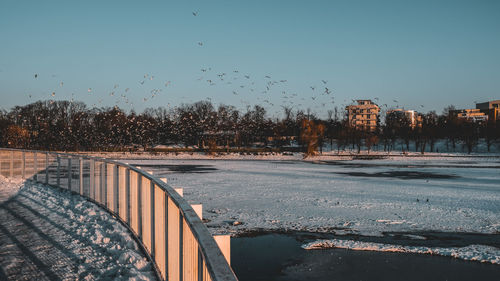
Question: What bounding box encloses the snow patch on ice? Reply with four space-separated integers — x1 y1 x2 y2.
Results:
376 219 407 225
302 239 500 264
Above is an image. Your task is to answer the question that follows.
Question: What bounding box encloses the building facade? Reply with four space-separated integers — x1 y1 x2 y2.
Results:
386 109 423 129
476 100 500 122
452 109 488 123
346 100 380 131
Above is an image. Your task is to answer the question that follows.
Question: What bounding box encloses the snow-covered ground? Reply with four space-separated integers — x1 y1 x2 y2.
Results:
0 175 156 280
0 176 23 204
122 156 500 264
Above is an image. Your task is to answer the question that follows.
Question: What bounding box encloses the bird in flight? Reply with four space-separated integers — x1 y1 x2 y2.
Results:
34 74 38 78
192 11 198 16
322 80 328 84
198 42 203 46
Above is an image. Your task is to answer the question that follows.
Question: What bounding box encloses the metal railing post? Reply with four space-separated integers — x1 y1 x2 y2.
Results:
95 162 101 203
34 152 38 182
79 158 84 195
138 175 142 239
45 153 49 185
104 164 108 207
126 168 131 225
213 235 231 265
114 165 119 214
68 157 72 191
90 159 95 200
100 163 105 205
179 214 183 281
164 191 169 280
56 155 61 186
150 181 155 258
198 248 203 281
106 163 112 210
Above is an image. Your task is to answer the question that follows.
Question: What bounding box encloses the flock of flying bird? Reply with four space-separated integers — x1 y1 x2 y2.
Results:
193 65 337 112
29 10 414 115
32 72 172 109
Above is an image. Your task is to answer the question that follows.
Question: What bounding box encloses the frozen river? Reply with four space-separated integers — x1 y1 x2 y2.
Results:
123 157 500 236
121 156 500 265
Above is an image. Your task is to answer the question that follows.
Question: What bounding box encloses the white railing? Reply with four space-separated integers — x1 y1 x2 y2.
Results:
0 148 237 281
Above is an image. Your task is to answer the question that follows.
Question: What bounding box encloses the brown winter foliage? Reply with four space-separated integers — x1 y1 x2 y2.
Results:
0 100 499 154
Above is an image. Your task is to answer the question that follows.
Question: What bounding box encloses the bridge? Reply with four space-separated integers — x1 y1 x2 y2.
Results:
0 148 238 281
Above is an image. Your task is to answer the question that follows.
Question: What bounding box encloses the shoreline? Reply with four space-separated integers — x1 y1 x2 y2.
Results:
68 151 500 161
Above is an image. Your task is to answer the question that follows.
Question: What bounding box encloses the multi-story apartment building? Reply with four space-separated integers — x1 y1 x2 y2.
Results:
386 109 423 129
452 108 488 123
476 100 500 122
346 100 380 131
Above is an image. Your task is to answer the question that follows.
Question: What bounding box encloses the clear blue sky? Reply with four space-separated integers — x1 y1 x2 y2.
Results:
1 0 499 118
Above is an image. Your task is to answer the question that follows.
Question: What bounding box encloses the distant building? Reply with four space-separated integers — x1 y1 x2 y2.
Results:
452 108 488 123
346 100 380 131
476 100 500 122
386 109 422 129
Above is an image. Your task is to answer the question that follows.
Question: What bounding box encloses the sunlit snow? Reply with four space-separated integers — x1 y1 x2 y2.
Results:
0 175 155 280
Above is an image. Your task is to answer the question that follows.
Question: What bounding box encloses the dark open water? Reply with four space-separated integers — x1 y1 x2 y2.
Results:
231 233 500 281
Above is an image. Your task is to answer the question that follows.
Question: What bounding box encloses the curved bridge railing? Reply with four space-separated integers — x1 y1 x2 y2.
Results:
0 148 238 281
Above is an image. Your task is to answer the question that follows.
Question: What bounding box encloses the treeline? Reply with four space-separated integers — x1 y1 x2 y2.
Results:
1 100 499 154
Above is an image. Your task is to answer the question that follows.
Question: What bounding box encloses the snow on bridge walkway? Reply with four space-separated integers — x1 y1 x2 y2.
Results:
0 175 156 280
